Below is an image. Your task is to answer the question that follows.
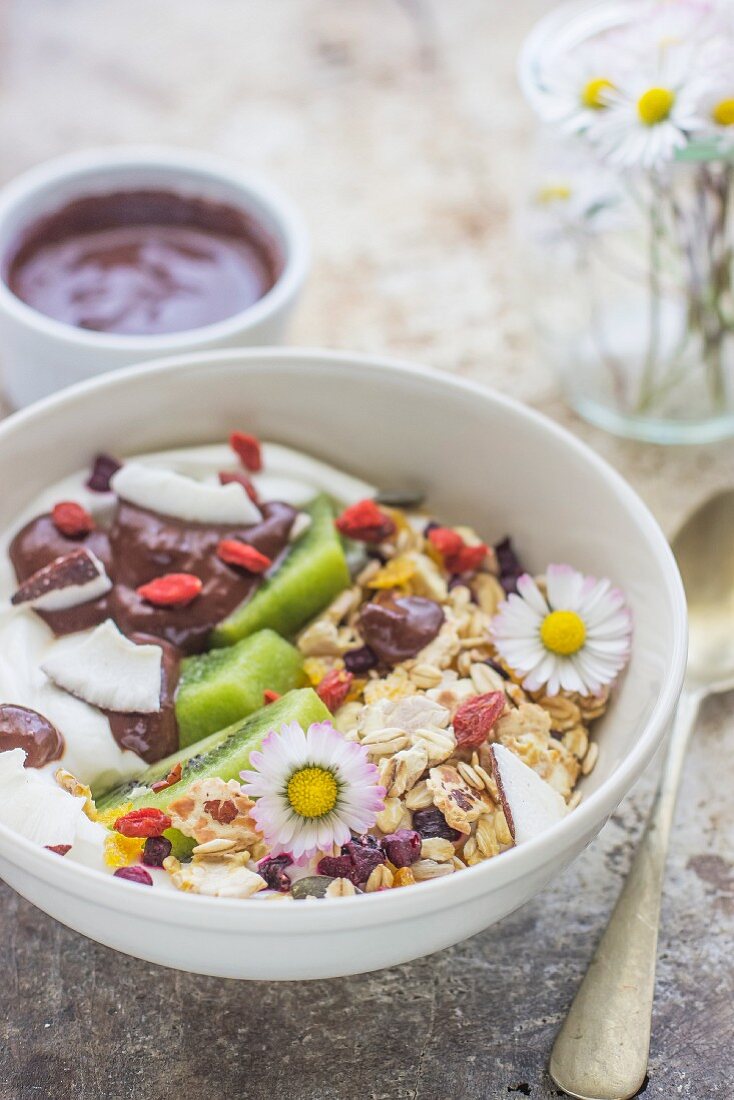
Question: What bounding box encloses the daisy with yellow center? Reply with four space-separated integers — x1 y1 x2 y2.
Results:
712 97 734 128
240 721 385 860
491 564 632 697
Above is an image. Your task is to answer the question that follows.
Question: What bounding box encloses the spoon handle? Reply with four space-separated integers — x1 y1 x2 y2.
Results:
549 689 701 1100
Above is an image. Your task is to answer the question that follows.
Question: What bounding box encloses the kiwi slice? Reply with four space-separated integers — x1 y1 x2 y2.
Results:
175 628 305 749
210 494 350 647
95 688 330 857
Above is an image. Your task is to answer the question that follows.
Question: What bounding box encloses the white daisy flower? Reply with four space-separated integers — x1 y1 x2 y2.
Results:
588 46 711 170
539 43 622 135
491 564 632 697
240 721 385 861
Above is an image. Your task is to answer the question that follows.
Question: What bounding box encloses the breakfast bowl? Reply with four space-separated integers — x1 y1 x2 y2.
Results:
0 147 309 408
0 348 687 979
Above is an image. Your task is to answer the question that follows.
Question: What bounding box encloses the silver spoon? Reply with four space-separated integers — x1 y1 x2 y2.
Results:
549 488 734 1100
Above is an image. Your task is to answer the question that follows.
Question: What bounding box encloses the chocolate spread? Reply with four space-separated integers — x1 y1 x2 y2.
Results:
5 190 282 336
0 704 64 768
358 594 445 666
104 635 181 763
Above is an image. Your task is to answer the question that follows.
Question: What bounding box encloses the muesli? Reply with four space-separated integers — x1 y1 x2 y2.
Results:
0 433 631 899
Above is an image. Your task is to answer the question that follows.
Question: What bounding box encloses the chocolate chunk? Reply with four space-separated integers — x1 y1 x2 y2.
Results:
11 548 107 608
87 453 121 493
358 595 444 666
0 704 64 768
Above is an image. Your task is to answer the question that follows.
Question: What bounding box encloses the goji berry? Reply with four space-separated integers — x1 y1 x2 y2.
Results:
229 430 263 473
51 501 95 538
218 469 260 505
150 760 183 793
216 539 271 573
114 807 172 838
334 499 395 543
449 543 489 574
427 526 463 559
137 573 203 607
263 689 281 705
453 691 506 749
316 668 354 711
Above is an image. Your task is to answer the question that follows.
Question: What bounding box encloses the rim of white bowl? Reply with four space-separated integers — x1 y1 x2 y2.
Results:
0 348 688 931
0 146 310 350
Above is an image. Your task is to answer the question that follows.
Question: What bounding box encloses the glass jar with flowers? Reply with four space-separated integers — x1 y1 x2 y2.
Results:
519 0 734 443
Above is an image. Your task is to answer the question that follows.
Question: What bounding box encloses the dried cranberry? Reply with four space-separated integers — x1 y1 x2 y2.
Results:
142 835 173 867
343 645 378 674
114 865 153 886
381 829 421 867
495 537 524 595
86 453 121 492
258 854 292 892
316 854 354 880
427 526 464 559
45 844 71 856
412 807 461 842
341 834 386 885
318 834 386 886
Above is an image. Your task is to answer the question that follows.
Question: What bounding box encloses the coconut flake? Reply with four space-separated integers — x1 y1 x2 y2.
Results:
41 619 162 714
0 748 87 847
489 743 568 845
11 549 112 612
111 462 261 525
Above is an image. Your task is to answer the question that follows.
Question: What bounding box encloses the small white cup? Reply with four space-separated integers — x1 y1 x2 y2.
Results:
0 147 310 407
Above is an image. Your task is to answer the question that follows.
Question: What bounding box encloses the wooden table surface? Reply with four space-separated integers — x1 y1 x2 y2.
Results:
0 3 732 1097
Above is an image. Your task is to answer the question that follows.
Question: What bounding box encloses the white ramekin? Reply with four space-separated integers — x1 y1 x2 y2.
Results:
0 348 687 980
0 147 310 407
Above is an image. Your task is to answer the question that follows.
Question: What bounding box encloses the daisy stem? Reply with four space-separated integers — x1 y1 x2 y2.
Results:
635 179 665 414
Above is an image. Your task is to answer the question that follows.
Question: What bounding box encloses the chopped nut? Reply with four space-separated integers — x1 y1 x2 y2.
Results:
581 741 599 775
375 796 406 834
494 809 513 847
563 725 589 760
427 764 489 835
165 850 267 898
469 662 507 696
379 742 429 797
472 573 506 617
296 618 344 657
475 816 500 858
167 777 261 848
192 838 237 855
410 725 456 766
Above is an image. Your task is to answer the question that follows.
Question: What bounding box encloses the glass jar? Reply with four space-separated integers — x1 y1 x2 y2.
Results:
519 0 734 444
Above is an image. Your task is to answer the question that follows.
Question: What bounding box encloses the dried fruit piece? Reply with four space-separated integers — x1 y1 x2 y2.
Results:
219 469 260 504
142 836 173 867
258 853 292 892
358 595 444 666
291 875 335 899
229 430 263 473
392 866 416 887
381 829 421 867
318 833 386 886
216 539 271 574
412 806 461 842
334 499 396 543
453 691 506 749
45 844 72 856
114 866 154 886
263 689 281 705
449 543 489 575
104 832 145 867
495 536 524 595
427 526 464 559
87 453 121 493
316 668 354 712
114 807 172 838
150 761 183 794
137 573 203 608
368 556 415 589
51 501 95 538
343 645 378 674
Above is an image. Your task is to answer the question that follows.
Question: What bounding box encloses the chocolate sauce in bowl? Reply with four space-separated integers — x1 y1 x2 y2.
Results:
0 703 64 767
108 500 297 653
5 190 282 336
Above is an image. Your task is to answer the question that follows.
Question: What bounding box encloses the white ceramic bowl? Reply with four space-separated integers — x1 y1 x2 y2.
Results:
0 349 687 980
0 148 309 407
